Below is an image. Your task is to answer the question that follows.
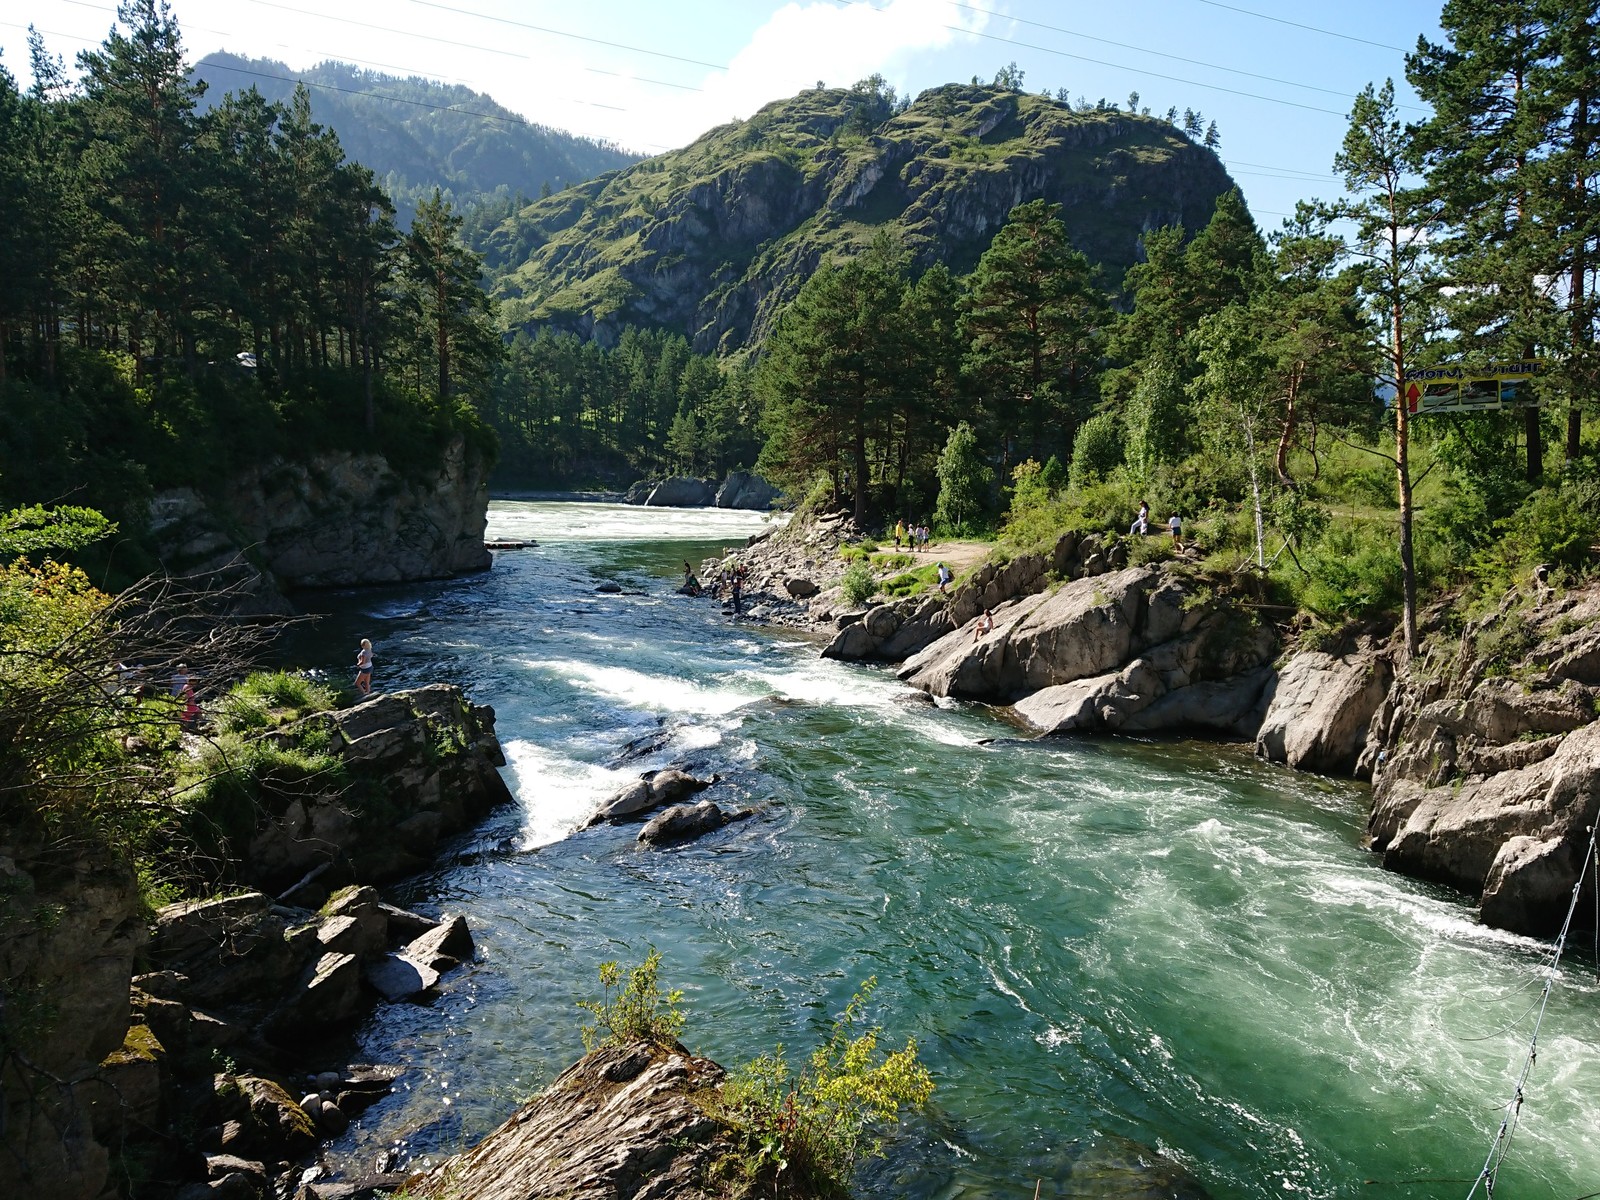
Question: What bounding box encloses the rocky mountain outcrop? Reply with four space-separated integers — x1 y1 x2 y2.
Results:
406 1042 729 1200
1364 590 1600 935
489 83 1239 354
147 434 492 603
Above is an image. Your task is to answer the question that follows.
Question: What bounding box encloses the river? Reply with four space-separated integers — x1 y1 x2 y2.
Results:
293 501 1600 1199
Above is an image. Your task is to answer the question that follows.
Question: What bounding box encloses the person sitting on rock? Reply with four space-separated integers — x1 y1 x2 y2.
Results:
973 608 994 642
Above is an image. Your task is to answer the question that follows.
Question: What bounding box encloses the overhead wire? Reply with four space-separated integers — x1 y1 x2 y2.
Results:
1188 0 1410 53
834 0 1346 116
946 0 1373 103
1463 818 1600 1199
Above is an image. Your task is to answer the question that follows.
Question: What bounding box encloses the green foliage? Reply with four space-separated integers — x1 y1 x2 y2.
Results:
576 948 686 1052
214 671 337 734
880 565 938 598
1291 522 1404 620
1067 413 1123 490
1123 356 1187 482
714 978 934 1199
840 562 877 607
934 422 992 534
176 733 347 859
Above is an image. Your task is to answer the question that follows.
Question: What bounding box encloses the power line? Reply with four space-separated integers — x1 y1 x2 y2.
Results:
395 0 726 73
238 0 526 61
947 1 1364 103
1464 820 1600 1199
1189 0 1409 54
832 0 1347 117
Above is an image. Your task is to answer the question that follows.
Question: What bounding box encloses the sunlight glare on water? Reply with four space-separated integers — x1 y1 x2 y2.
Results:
294 501 1600 1199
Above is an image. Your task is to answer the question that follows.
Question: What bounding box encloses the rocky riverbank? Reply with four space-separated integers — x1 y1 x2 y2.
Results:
709 511 1600 940
1 684 512 1200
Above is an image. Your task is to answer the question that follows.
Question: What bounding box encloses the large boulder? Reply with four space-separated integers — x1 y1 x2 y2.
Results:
586 768 717 826
638 801 728 846
1256 647 1392 775
406 1044 728 1200
644 477 717 507
714 471 781 509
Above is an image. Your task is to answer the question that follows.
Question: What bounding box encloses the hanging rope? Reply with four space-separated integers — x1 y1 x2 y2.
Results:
1465 817 1600 1199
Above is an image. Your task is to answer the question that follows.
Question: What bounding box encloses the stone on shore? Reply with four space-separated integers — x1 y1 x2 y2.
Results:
405 1043 728 1200
1256 646 1391 775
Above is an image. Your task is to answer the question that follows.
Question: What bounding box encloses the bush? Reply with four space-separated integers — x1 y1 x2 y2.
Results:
933 422 991 534
577 948 686 1052
840 562 876 607
1068 412 1122 490
1293 521 1403 620
714 978 934 1199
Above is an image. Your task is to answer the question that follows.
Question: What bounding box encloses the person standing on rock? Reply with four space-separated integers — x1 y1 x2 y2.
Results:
355 638 374 698
937 562 953 594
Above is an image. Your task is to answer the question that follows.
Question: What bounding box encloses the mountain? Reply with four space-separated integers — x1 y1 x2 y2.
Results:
192 52 640 223
483 82 1242 355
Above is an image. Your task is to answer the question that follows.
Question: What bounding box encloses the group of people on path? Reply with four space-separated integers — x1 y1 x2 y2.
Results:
1129 501 1183 550
893 520 933 551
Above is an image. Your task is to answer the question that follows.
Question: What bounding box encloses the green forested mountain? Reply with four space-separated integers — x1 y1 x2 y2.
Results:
484 80 1238 355
192 52 640 226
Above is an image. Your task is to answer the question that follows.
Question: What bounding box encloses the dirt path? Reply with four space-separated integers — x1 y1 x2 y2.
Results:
894 539 994 575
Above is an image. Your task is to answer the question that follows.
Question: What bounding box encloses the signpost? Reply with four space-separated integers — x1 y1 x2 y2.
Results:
1403 361 1543 415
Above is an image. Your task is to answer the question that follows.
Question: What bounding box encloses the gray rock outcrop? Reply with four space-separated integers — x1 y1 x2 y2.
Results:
644 476 718 507
406 1043 728 1200
714 471 781 510
898 565 1277 738
1365 589 1600 934
147 434 491 597
1255 645 1392 775
245 685 514 897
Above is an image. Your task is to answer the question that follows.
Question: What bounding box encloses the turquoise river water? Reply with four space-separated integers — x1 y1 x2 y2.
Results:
292 501 1600 1199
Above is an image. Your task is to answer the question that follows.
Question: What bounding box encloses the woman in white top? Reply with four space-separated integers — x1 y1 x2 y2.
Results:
355 638 373 697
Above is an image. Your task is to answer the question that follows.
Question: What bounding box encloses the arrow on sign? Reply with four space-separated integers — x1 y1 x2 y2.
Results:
1405 382 1421 402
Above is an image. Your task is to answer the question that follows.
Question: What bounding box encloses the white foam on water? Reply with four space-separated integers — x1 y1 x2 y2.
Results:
487 499 785 544
502 738 635 848
537 658 762 716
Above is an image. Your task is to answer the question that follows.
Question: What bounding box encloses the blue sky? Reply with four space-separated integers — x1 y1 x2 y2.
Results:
3 0 1446 231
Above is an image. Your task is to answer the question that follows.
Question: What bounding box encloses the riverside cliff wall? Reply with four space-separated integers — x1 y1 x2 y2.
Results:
0 684 511 1200
146 434 491 605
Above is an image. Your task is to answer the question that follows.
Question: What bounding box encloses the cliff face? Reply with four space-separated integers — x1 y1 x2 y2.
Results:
1363 588 1600 936
147 434 491 600
0 852 145 1200
489 84 1240 354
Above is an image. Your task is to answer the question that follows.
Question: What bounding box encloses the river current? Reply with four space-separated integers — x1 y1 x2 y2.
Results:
293 501 1600 1199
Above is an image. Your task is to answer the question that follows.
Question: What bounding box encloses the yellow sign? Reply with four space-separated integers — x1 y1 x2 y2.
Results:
1404 361 1543 414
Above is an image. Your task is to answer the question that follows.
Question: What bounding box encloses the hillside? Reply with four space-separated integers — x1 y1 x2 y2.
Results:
192 52 640 223
485 82 1241 354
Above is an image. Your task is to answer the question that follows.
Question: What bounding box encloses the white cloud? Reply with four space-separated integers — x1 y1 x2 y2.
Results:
625 0 991 152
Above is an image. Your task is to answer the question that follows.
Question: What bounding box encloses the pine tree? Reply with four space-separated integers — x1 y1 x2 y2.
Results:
961 199 1107 474
402 189 500 408
755 236 908 522
1334 80 1440 658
